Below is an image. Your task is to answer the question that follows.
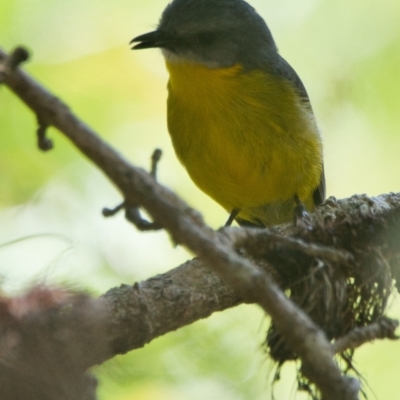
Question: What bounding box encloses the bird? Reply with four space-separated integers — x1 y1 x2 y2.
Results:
130 0 325 227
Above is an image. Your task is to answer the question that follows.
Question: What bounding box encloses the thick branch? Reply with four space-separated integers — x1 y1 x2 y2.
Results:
103 258 242 353
103 194 400 352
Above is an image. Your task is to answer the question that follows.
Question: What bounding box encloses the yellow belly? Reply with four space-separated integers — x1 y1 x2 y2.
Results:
166 61 323 225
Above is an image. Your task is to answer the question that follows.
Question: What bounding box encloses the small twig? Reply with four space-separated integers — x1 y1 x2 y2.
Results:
0 46 29 84
102 201 162 231
102 148 163 231
5 47 29 70
124 206 162 231
332 317 399 354
150 148 162 178
227 227 354 265
102 201 126 217
36 116 53 151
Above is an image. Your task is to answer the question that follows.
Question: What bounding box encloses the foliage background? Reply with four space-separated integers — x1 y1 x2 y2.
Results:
1 0 400 398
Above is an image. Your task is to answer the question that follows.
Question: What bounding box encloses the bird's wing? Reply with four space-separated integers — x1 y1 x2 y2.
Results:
273 54 311 105
274 55 326 205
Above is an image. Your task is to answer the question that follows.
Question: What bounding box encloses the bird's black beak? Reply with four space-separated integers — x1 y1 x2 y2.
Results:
130 30 166 50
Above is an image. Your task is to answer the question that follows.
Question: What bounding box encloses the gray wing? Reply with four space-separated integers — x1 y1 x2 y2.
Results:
273 55 326 205
273 54 311 106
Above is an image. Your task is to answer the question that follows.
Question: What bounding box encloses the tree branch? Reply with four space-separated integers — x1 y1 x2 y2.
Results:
2 46 400 399
1 46 362 398
332 317 399 354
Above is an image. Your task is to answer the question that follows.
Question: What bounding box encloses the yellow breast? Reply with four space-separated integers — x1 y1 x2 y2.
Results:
165 60 323 225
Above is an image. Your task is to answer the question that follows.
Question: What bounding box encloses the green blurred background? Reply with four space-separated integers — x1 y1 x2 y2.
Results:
1 0 400 398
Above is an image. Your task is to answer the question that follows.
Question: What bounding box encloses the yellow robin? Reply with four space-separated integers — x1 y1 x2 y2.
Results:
131 0 325 227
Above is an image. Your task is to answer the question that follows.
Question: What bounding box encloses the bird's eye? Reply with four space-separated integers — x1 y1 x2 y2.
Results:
196 32 215 46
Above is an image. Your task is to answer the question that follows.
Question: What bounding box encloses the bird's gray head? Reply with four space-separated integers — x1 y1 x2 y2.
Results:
131 0 278 69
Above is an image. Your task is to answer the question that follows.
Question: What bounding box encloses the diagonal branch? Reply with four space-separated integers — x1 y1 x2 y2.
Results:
3 46 400 399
